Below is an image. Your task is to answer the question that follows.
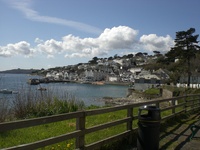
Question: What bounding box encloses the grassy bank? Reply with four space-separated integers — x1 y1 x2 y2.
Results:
0 88 85 122
0 108 136 149
0 86 199 149
0 106 199 150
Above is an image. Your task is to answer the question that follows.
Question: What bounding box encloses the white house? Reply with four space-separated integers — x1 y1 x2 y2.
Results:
108 76 119 82
63 72 69 79
129 68 142 75
133 71 161 91
177 74 200 88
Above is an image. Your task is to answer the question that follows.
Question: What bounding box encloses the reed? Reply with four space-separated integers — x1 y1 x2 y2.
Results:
0 87 85 121
0 98 11 122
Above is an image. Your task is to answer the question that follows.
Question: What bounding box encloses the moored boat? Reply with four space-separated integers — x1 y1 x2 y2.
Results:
37 87 47 91
0 89 13 94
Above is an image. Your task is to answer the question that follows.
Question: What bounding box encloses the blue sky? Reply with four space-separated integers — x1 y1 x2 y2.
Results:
0 0 200 71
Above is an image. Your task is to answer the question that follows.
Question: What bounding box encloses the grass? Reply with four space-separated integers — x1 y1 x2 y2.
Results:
0 106 199 149
0 87 85 122
144 88 160 95
1 101 197 149
0 87 199 149
0 108 138 149
0 104 170 149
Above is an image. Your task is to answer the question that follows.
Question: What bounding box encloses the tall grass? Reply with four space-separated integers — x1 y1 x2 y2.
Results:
0 87 85 122
0 98 11 122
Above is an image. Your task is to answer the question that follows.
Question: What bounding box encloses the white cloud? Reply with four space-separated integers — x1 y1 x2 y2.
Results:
140 34 174 53
37 39 63 55
34 38 43 44
98 26 138 50
37 26 139 58
0 41 34 57
0 26 174 58
6 0 102 35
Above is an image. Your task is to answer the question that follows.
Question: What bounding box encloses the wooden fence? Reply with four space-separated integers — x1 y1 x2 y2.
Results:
0 94 200 150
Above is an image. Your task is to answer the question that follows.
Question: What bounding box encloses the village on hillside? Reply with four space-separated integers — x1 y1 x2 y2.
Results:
33 51 200 91
32 53 174 91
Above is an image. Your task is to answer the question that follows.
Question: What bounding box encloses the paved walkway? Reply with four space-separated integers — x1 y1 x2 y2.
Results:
128 112 200 150
159 112 200 150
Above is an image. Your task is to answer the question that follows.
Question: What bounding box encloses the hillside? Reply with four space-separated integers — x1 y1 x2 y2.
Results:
0 68 38 74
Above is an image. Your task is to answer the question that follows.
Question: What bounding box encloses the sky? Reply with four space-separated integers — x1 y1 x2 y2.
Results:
0 0 200 71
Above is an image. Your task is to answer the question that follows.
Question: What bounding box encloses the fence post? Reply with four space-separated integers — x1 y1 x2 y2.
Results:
192 96 195 112
199 95 200 111
184 95 187 113
156 102 160 108
127 107 133 144
76 111 86 150
172 99 176 115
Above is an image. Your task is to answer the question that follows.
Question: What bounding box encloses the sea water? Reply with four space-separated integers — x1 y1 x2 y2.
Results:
0 74 129 106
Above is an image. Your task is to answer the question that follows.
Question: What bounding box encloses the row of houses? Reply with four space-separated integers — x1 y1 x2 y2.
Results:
42 54 200 90
45 62 170 91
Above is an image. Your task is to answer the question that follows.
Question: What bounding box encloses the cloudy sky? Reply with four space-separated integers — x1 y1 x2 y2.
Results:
0 0 199 71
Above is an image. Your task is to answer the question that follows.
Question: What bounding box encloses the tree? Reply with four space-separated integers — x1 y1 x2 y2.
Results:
143 52 148 56
92 57 98 62
171 28 200 87
153 51 160 56
108 56 113 60
135 52 143 57
114 54 118 59
88 57 98 64
127 54 133 58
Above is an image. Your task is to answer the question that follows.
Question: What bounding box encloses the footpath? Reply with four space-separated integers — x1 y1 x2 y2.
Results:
159 112 200 150
127 112 200 150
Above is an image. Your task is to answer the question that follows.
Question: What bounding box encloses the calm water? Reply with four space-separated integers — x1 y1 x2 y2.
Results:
0 74 129 106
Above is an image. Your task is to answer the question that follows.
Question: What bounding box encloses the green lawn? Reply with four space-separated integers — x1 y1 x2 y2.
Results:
0 101 198 149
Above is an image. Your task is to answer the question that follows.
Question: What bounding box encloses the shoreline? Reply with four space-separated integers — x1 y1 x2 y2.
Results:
28 77 131 87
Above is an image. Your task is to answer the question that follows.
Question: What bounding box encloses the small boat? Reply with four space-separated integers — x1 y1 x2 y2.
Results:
0 89 13 94
12 91 19 94
37 87 47 91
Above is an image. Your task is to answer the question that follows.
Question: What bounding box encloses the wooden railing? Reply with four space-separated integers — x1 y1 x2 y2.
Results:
0 94 200 150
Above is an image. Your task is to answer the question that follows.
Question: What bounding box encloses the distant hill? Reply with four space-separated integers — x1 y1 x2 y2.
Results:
0 69 39 74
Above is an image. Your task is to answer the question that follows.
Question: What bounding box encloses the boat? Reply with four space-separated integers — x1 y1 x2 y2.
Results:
37 87 47 91
12 91 19 94
0 89 13 94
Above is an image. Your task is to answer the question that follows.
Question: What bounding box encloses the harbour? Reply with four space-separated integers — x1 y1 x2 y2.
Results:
0 74 129 106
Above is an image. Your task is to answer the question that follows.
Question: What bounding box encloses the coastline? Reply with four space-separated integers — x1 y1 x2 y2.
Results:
27 76 131 87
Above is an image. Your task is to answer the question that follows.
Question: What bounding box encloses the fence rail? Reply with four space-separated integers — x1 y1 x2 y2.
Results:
0 94 200 150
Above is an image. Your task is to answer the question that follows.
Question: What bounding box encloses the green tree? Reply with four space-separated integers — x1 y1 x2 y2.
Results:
135 52 143 57
88 57 98 64
92 56 98 62
127 53 133 58
108 56 113 60
114 54 118 59
170 28 200 86
153 51 160 56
